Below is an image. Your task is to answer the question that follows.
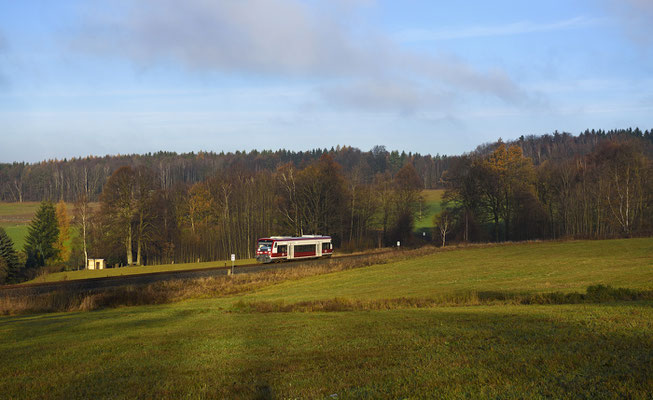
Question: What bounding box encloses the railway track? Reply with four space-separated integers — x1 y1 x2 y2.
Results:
0 251 387 298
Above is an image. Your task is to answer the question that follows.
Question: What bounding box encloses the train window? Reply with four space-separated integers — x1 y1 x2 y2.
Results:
258 240 272 251
278 245 287 253
295 244 316 253
322 242 331 251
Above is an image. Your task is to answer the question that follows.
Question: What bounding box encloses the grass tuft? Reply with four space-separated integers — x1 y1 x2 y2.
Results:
233 285 653 313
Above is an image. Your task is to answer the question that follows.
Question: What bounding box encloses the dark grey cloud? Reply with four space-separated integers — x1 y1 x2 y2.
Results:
73 0 540 112
319 79 454 115
610 0 653 47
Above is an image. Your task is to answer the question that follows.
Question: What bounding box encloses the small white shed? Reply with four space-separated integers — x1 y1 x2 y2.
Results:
87 258 106 270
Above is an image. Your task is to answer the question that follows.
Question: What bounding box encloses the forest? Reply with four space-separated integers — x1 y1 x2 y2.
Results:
0 128 652 283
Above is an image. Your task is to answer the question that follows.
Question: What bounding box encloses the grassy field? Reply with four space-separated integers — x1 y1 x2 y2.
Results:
25 258 257 284
0 202 41 250
1 238 652 398
0 201 44 218
234 238 653 306
0 201 82 251
0 224 29 250
414 188 444 231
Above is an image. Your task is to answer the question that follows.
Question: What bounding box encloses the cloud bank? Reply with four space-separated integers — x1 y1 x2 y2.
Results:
73 0 538 113
395 16 599 42
611 0 653 47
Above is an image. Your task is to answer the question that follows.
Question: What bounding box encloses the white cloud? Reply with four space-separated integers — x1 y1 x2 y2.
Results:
72 0 540 112
395 16 601 42
75 0 366 77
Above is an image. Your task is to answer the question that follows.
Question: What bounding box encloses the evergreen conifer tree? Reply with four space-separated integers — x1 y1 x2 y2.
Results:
54 200 71 263
0 227 21 284
24 201 60 269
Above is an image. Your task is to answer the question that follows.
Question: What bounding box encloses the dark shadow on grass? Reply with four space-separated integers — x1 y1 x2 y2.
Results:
231 307 653 398
234 285 653 313
3 303 652 398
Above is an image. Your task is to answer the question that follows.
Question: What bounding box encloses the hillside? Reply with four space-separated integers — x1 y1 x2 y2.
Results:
233 238 653 306
1 238 651 398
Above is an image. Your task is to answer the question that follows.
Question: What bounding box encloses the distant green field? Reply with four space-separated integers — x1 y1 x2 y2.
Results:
414 188 444 231
0 202 39 250
0 224 29 250
1 238 651 398
0 201 43 218
0 201 84 253
25 258 257 283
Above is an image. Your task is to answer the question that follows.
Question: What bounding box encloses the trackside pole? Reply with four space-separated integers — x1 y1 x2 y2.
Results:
231 254 235 275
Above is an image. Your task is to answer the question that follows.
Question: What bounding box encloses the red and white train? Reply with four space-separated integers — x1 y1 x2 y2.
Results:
255 235 333 263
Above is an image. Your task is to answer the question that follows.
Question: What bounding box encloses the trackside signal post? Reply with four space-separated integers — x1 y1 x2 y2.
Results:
231 254 235 275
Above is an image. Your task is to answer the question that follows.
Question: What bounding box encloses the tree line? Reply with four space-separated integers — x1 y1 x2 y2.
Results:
0 146 451 203
438 139 652 245
0 154 425 282
1 129 651 283
5 126 649 204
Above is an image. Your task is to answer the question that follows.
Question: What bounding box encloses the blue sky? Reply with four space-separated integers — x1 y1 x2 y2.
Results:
0 0 651 162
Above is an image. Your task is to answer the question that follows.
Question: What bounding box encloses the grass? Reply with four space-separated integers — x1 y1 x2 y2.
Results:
1 238 652 398
1 302 651 398
0 201 86 252
234 238 653 306
0 201 44 218
24 258 257 284
0 224 29 250
414 188 444 231
0 202 39 250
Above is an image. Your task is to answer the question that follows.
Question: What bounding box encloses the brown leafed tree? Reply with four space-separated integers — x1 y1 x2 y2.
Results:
389 162 423 245
479 143 536 241
276 163 302 236
593 142 649 236
100 166 136 265
297 154 348 240
133 166 158 265
185 182 214 234
373 171 395 246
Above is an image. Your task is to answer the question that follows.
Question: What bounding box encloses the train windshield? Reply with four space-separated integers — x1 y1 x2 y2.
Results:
257 240 273 251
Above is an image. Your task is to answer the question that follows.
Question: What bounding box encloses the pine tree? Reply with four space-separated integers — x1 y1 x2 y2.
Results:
0 227 21 283
24 201 60 269
54 200 71 263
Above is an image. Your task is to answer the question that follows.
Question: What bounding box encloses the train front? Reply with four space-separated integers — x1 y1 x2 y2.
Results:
255 239 273 263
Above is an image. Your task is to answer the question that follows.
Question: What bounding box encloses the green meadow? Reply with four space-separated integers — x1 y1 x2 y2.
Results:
0 202 41 250
25 258 257 284
1 238 652 398
0 201 79 251
0 224 29 251
232 238 653 305
414 189 444 232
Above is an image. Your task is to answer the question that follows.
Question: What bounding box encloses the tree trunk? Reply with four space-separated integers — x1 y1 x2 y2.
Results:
136 238 142 265
126 224 133 265
82 215 88 270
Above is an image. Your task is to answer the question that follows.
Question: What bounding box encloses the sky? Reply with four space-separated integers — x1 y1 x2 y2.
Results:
0 0 652 163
